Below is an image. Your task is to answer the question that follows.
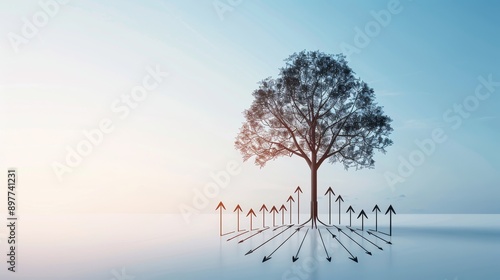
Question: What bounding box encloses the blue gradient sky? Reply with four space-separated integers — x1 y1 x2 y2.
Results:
1 0 499 216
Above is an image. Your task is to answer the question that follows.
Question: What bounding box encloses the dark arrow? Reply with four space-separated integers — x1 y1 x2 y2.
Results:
245 225 294 255
348 227 384 250
273 224 287 231
287 196 295 224
317 229 332 262
270 206 278 227
326 228 358 262
357 210 368 231
280 204 287 225
239 227 270 243
215 201 226 236
294 186 303 223
367 231 392 244
226 230 249 242
346 206 355 227
292 228 309 262
259 204 268 228
324 187 335 225
385 205 396 236
234 204 243 232
335 195 344 225
331 226 372 256
263 227 302 262
247 208 257 231
372 205 381 231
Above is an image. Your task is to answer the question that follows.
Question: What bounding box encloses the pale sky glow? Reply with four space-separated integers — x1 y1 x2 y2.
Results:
0 0 499 217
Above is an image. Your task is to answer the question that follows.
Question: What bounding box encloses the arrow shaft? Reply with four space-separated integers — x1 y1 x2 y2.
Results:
349 212 352 227
251 226 293 252
389 214 392 236
240 227 269 242
227 230 249 241
339 228 370 254
329 195 331 224
297 193 300 224
369 231 391 243
289 201 292 224
294 228 309 258
262 212 266 228
317 229 330 258
338 201 341 224
268 228 300 257
219 209 223 236
326 229 354 258
351 229 380 248
375 212 378 231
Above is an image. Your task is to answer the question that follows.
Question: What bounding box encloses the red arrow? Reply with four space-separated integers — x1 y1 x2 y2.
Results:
234 204 243 232
279 204 287 225
247 208 257 231
286 196 295 224
215 201 226 236
324 187 335 225
259 204 268 228
294 186 303 223
270 206 278 227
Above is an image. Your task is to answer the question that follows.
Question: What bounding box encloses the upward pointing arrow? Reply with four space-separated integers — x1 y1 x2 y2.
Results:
294 186 303 223
385 205 396 236
270 206 278 227
234 204 243 232
287 196 295 224
279 204 287 225
324 187 335 225
372 205 381 231
335 195 344 225
259 204 268 228
346 206 355 227
215 201 226 236
357 209 368 231
247 208 256 231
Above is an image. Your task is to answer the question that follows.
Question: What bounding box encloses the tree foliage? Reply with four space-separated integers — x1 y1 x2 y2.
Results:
235 50 393 171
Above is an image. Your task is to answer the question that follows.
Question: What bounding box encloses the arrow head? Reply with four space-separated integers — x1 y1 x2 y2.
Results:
324 187 335 196
245 250 253 255
346 206 355 213
357 210 368 219
366 251 372 256
385 205 396 215
378 247 383 251
326 257 332 262
270 206 278 213
262 256 272 262
215 201 226 210
280 204 287 211
367 231 373 235
372 204 381 212
287 195 295 202
387 241 392 245
238 240 244 244
233 204 242 212
349 257 358 263
259 204 268 212
349 227 355 232
292 256 299 262
246 208 256 217
331 234 336 238
335 195 344 202
294 186 303 193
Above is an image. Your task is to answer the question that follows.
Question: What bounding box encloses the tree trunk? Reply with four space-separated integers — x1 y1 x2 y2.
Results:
310 164 318 228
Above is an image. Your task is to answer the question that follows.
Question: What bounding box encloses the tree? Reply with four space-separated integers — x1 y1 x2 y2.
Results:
235 51 393 228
